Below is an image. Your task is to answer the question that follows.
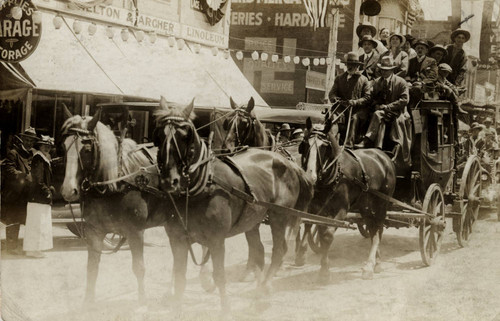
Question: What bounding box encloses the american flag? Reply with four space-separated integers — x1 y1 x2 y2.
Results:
303 0 329 30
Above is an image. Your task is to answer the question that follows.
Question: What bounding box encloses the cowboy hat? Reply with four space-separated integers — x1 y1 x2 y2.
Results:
377 56 397 70
388 32 405 46
19 127 38 139
358 35 378 48
343 52 363 65
450 28 471 42
356 22 377 38
35 135 55 146
430 45 447 57
413 39 429 49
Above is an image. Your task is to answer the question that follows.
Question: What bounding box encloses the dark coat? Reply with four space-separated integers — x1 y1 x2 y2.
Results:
370 74 409 115
407 56 437 82
30 152 53 205
442 44 467 86
359 50 380 81
1 144 32 224
328 72 372 113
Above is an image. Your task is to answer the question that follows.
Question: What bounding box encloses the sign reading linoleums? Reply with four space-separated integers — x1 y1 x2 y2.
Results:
182 24 228 47
0 0 42 62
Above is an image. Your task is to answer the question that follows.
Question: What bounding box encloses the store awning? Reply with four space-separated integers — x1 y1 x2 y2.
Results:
0 62 34 100
16 12 268 108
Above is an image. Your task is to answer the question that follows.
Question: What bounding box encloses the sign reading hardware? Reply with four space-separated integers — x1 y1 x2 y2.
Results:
0 0 42 62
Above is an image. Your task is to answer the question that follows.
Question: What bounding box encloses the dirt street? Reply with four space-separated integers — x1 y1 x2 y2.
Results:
1 209 500 321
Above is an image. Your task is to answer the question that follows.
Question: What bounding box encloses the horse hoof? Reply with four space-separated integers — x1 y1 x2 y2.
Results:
317 269 331 283
361 269 374 280
374 263 383 274
200 275 216 293
239 270 256 283
294 256 306 267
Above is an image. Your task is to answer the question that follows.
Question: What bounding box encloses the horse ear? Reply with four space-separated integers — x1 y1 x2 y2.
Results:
246 97 255 113
183 98 195 119
160 96 168 110
87 108 101 131
229 97 237 110
306 117 312 131
61 103 73 120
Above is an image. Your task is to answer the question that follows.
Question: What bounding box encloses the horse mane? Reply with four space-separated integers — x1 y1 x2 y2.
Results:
63 115 155 192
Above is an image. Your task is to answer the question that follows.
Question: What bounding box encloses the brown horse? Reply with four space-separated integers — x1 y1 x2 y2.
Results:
300 115 396 280
154 97 313 311
60 109 166 304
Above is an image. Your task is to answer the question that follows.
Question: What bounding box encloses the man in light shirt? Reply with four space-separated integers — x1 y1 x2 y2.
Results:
356 22 388 55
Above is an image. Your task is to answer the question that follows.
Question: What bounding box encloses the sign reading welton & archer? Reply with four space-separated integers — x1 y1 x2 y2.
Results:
0 0 41 63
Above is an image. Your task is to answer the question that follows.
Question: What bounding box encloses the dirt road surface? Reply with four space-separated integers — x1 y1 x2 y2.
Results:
1 209 500 321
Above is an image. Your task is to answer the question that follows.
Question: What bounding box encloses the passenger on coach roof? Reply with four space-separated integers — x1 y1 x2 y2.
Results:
406 39 437 84
442 28 470 86
358 35 380 81
356 22 388 55
378 27 390 47
378 32 409 78
328 52 372 148
403 34 417 59
429 44 447 65
355 56 412 166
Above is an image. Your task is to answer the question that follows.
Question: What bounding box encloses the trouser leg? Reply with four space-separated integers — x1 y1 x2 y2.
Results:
365 110 385 148
6 224 20 251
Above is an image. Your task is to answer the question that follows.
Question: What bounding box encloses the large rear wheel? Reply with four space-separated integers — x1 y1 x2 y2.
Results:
419 183 445 266
456 156 482 247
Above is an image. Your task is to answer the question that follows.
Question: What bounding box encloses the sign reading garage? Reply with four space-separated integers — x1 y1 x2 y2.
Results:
0 0 41 62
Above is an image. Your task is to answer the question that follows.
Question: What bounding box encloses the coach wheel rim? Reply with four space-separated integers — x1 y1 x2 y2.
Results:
419 183 445 266
456 156 481 247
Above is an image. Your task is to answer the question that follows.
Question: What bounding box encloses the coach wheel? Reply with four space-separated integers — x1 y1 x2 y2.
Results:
419 183 445 266
456 156 482 247
357 223 370 238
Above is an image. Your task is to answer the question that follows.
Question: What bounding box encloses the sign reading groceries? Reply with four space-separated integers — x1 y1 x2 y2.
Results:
0 0 41 62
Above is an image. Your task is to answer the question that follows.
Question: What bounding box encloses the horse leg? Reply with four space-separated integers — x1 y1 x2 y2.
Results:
167 229 189 308
127 230 146 303
294 222 310 267
362 217 383 280
199 246 216 292
240 225 264 283
210 239 229 313
374 226 384 273
318 225 335 282
84 227 105 305
262 211 288 292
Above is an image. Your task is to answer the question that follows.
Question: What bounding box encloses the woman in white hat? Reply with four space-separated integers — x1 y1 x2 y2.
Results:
24 135 55 258
442 28 470 86
379 32 409 78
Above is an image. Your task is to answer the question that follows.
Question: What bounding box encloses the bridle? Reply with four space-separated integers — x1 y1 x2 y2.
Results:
301 129 342 185
63 128 102 193
158 116 212 196
222 108 256 149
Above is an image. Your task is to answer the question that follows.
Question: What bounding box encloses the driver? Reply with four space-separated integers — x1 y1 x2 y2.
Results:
328 52 372 148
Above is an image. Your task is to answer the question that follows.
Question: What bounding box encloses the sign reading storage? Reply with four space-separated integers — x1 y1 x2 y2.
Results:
0 0 42 62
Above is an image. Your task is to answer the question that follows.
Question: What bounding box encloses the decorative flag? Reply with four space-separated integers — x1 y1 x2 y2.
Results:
303 0 329 30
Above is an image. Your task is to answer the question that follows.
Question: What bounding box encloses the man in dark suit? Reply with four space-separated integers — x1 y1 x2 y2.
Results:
406 39 437 83
442 28 469 86
328 52 372 147
1 127 38 255
356 56 412 165
358 35 380 81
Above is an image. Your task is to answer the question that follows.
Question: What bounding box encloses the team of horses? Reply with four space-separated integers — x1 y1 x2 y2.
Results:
60 96 397 311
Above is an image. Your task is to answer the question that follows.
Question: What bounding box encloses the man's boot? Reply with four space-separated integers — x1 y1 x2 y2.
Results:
6 224 23 255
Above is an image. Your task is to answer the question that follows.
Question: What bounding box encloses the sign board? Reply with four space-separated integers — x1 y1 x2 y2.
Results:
306 70 326 91
0 0 42 63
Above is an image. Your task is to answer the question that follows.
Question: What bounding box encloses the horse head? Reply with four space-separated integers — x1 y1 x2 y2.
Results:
300 114 340 184
60 108 102 202
154 96 203 193
222 97 261 152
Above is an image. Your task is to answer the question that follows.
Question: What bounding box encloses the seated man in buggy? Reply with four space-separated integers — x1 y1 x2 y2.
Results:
328 51 372 148
355 56 412 166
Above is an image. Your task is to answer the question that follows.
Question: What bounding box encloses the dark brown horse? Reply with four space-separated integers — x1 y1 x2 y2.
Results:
300 115 396 280
154 97 313 311
60 109 166 304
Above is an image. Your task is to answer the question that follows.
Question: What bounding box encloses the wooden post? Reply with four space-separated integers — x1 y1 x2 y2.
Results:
325 9 340 102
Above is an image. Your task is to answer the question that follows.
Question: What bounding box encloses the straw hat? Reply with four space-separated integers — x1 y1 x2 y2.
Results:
377 56 397 70
279 123 291 131
343 52 363 65
438 63 452 73
450 28 471 42
430 45 447 58
19 127 38 140
484 117 493 124
36 135 55 146
358 35 378 48
388 32 405 46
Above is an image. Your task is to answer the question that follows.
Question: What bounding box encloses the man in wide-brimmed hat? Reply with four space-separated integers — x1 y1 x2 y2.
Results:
406 39 437 83
277 123 292 143
356 56 411 165
356 22 387 55
403 34 417 59
328 52 372 148
442 28 470 86
358 35 380 81
481 116 498 141
1 127 38 255
429 44 447 64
